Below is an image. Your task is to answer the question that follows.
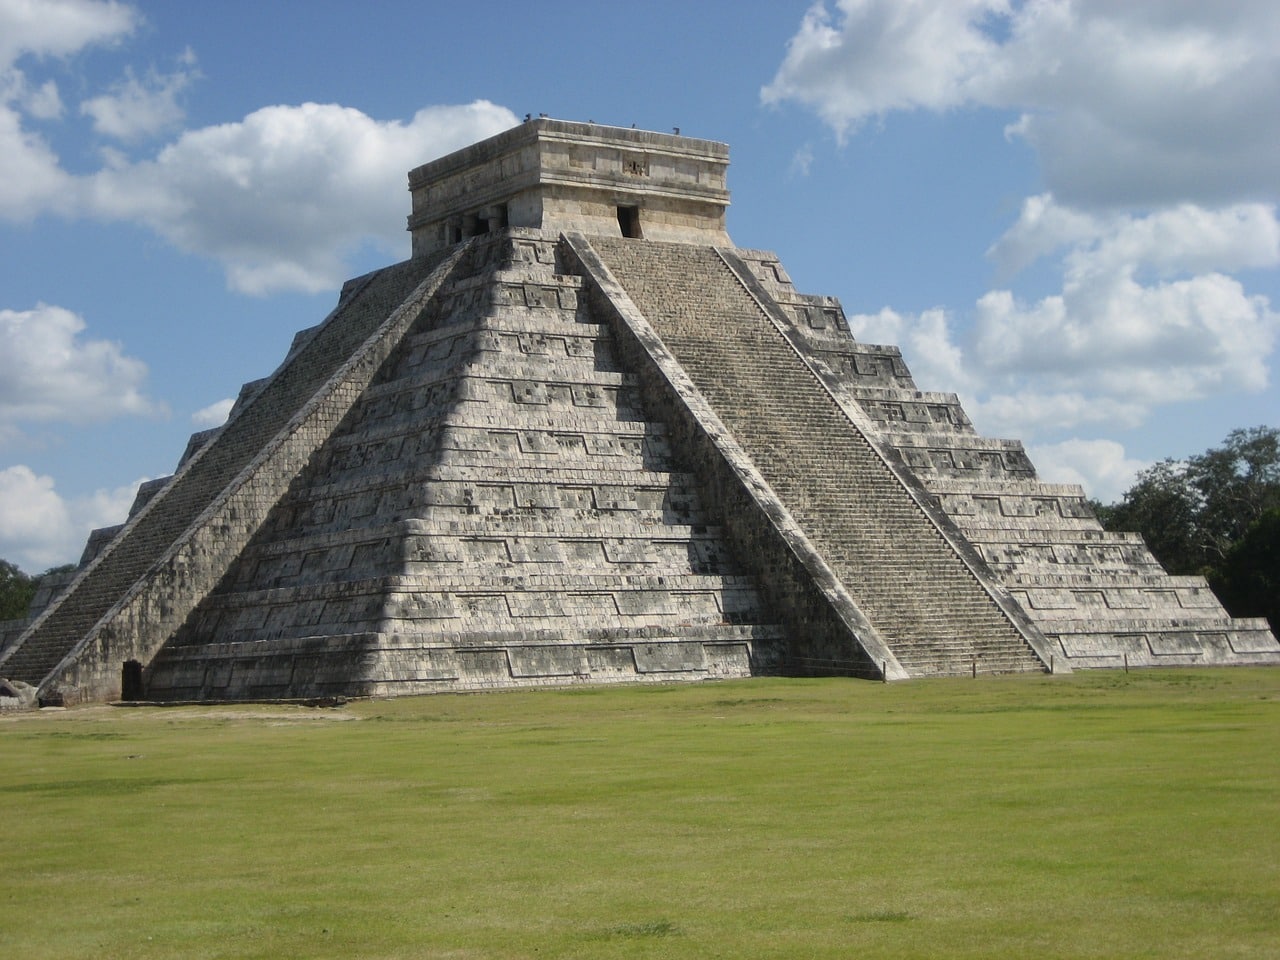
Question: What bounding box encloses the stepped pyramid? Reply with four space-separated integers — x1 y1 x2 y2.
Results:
3 119 1276 704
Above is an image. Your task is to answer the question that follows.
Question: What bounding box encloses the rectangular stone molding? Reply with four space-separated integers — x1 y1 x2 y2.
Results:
569 234 1051 678
407 119 730 255
8 121 1275 705
3 248 470 702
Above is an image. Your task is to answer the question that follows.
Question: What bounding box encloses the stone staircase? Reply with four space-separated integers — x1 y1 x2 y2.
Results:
142 232 786 699
0 252 455 698
16 227 1273 700
586 238 1046 677
734 245 1280 669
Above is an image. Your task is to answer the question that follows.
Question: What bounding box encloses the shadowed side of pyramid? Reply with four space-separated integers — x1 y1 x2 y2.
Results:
143 232 791 699
4 118 1274 704
0 252 463 702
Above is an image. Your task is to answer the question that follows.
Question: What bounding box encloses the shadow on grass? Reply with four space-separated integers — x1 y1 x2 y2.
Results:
587 920 682 940
848 910 914 923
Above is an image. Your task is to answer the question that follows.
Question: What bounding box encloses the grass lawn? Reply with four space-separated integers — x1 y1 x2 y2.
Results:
2 668 1277 958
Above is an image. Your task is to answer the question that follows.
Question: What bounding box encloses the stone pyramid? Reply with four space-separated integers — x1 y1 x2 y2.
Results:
3 119 1276 704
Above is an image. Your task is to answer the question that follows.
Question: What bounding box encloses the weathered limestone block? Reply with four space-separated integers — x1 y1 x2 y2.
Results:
0 677 37 710
8 119 1275 702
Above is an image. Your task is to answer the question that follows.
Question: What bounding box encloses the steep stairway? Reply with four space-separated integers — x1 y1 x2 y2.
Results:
586 238 1045 676
0 253 451 693
144 234 785 698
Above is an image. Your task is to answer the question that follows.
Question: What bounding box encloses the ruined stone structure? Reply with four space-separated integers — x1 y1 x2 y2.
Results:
2 119 1276 704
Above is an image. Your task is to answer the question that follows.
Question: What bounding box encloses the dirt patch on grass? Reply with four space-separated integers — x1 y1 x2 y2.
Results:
0 704 358 724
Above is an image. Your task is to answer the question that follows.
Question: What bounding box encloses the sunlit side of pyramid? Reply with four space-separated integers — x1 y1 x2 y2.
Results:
3 119 1276 704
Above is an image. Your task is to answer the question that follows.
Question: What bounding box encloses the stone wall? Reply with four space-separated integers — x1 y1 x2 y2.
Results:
736 246 1280 669
579 236 1050 677
408 119 730 256
0 250 463 702
8 119 1276 701
143 232 784 699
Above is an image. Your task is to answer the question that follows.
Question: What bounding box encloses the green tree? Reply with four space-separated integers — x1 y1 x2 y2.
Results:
0 560 37 621
1185 426 1280 563
1102 459 1203 574
0 561 78 623
1206 508 1280 631
1099 425 1279 628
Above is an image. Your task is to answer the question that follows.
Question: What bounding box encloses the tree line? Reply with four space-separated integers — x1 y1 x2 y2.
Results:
1093 425 1278 631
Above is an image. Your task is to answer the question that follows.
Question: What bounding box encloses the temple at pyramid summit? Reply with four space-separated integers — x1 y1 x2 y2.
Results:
2 118 1277 705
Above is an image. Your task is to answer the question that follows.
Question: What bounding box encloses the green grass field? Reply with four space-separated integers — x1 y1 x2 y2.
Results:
3 668 1278 959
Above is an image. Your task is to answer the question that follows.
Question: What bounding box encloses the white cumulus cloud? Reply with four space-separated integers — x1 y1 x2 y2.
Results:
770 1 1280 469
847 306 974 394
849 256 1278 442
990 196 1280 281
973 199 1280 420
0 95 75 219
191 397 234 428
763 0 1005 138
80 59 197 141
764 0 1280 206
82 99 518 293
0 0 137 71
976 271 1277 400
1027 438 1149 503
0 0 138 220
16 76 63 119
0 464 146 571
0 302 163 427
970 390 1145 438
0 0 518 293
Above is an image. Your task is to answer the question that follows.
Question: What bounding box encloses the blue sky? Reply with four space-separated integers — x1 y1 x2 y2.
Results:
1 0 1277 572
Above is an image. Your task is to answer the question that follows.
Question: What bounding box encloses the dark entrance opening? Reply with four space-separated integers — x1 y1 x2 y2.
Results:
121 659 144 701
617 205 642 239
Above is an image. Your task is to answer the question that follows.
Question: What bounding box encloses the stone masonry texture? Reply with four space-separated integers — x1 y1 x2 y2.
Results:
2 118 1275 703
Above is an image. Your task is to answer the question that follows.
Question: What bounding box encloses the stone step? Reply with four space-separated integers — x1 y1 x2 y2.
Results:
0 257 448 689
143 236 785 691
588 237 1044 678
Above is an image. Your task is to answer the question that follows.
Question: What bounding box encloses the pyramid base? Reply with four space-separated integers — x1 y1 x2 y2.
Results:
141 626 786 701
